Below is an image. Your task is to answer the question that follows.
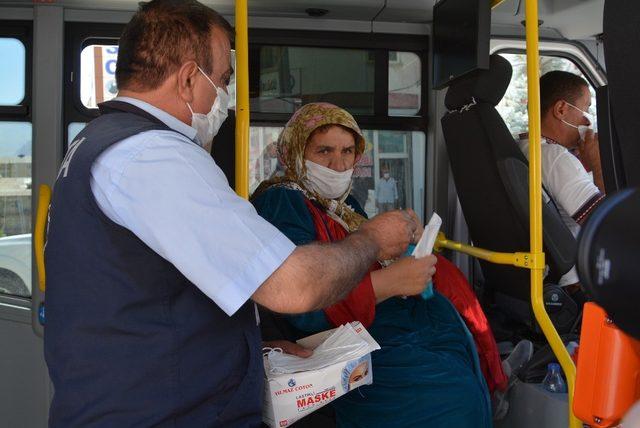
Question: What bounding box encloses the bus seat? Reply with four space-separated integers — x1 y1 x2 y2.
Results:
440 54 577 330
573 303 640 427
603 1 640 188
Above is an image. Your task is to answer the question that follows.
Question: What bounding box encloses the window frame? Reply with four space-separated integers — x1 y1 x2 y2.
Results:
63 25 430 217
64 25 429 137
490 37 607 89
248 29 429 131
248 31 429 219
0 21 33 120
493 46 602 137
0 20 33 301
64 23 124 150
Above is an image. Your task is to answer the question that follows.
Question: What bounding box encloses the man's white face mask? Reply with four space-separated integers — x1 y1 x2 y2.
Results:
561 100 594 141
186 65 230 150
305 159 353 199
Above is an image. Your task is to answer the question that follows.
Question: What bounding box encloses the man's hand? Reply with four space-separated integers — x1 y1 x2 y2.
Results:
358 209 419 260
578 130 601 171
263 340 312 358
578 129 605 192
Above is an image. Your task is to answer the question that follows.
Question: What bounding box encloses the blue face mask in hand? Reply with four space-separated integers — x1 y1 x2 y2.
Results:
405 244 434 300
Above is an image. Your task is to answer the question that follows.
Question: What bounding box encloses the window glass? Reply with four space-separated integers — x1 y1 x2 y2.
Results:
497 53 597 136
228 49 236 110
249 126 284 194
0 38 26 106
0 121 32 297
80 45 237 110
249 126 426 222
81 44 119 109
388 51 421 116
357 130 426 222
68 122 87 144
251 46 375 115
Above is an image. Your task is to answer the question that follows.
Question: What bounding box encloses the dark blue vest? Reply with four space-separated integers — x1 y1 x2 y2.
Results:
44 101 263 427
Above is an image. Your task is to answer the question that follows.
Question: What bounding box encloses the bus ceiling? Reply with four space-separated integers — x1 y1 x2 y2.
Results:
17 0 604 40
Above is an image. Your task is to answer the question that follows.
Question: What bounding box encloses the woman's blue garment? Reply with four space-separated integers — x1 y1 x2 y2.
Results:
253 187 492 428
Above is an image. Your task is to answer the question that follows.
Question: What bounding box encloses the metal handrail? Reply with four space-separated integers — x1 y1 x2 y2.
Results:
234 0 250 199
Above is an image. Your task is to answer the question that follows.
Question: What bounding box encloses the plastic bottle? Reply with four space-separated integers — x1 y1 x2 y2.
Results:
542 363 567 393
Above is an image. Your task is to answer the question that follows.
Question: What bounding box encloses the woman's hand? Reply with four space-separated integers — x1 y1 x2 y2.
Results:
371 254 437 303
263 340 313 358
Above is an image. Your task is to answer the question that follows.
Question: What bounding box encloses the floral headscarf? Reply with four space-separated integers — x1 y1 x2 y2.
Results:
252 102 368 232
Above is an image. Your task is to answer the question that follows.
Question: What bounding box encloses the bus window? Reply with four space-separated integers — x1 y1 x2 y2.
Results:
388 51 421 116
250 126 283 193
249 126 426 221
80 44 119 109
497 53 597 136
250 46 375 115
358 130 426 220
0 36 32 298
68 122 87 144
79 44 236 111
0 38 26 106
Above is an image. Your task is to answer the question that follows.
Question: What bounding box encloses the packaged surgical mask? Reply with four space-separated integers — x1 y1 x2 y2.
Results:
304 159 353 199
265 323 373 375
187 66 230 149
262 322 380 428
404 212 442 300
412 212 442 259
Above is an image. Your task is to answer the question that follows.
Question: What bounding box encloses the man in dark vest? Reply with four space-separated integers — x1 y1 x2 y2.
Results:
44 1 422 426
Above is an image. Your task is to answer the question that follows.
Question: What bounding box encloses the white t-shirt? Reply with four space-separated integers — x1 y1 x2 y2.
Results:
517 136 602 286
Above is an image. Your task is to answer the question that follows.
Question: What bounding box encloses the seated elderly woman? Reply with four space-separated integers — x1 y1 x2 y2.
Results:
252 103 493 428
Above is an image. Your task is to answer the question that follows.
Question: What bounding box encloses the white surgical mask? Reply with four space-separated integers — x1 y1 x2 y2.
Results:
383 172 390 179
305 159 353 199
264 324 372 375
186 66 229 150
561 100 594 141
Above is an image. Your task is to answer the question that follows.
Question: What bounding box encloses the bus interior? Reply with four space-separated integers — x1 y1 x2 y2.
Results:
0 0 638 427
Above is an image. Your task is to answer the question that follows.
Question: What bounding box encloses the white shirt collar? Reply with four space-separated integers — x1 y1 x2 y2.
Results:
113 96 198 143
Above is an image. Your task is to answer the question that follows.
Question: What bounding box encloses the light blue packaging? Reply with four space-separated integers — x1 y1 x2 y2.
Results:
406 244 434 300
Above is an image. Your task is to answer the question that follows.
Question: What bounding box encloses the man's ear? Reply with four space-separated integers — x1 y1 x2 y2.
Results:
176 61 199 103
552 99 568 120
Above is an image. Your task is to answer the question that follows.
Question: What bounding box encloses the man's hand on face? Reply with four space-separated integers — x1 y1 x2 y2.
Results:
359 209 419 260
578 129 602 171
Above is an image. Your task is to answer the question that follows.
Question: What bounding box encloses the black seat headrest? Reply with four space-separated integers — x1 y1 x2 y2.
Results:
578 188 640 339
445 54 513 110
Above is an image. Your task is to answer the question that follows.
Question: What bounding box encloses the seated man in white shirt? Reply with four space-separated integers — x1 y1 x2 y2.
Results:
516 70 605 289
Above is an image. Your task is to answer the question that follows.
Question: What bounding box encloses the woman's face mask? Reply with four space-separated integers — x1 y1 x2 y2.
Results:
186 66 229 149
305 160 353 199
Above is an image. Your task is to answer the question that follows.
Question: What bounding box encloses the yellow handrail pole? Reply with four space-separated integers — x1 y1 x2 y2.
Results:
35 184 51 292
524 2 580 427
234 0 250 199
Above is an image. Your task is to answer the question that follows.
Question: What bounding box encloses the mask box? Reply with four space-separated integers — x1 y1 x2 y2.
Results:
262 322 379 427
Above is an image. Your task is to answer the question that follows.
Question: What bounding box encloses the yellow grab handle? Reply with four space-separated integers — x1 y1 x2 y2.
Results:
524 1 579 426
435 232 545 269
234 0 250 199
35 184 51 292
